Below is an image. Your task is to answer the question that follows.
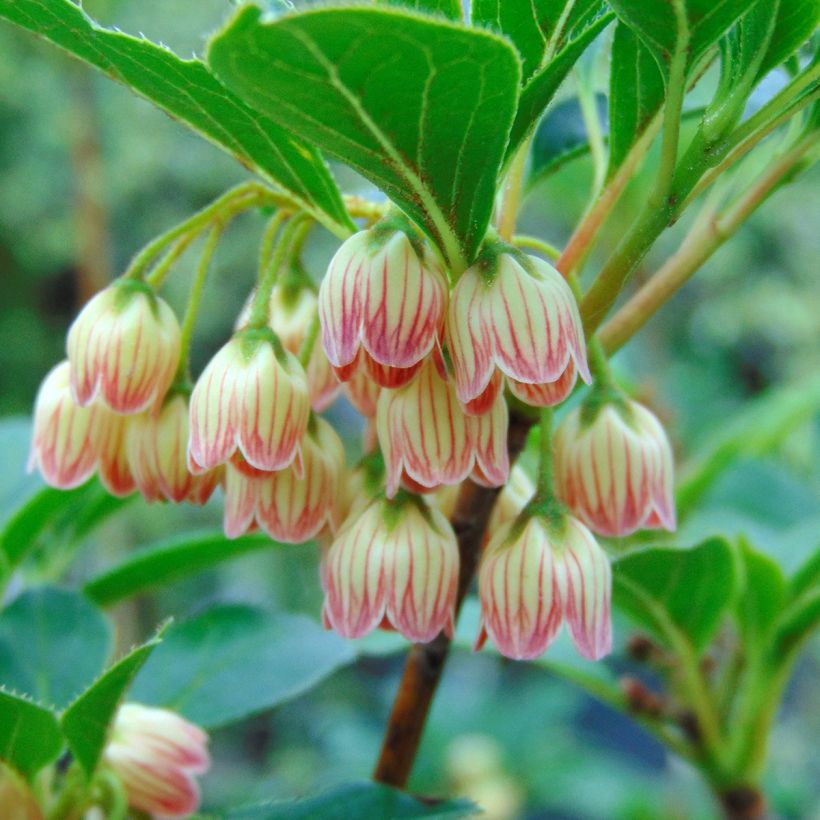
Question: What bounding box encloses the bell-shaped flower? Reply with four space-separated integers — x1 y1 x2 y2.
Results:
477 513 612 661
223 416 344 543
318 224 447 387
344 363 381 417
188 329 310 474
321 494 459 643
97 412 137 497
67 280 181 414
554 399 676 536
103 702 209 819
447 248 590 409
29 361 110 489
127 393 220 504
377 360 509 497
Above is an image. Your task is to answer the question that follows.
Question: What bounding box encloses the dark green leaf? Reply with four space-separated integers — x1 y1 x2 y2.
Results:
609 0 759 78
0 587 112 710
61 632 162 779
0 690 62 780
129 605 355 728
382 0 462 19
613 538 736 651
0 0 353 236
756 0 820 80
530 96 601 178
208 6 520 269
226 782 474 819
772 546 820 657
507 9 614 159
607 22 664 176
733 538 787 652
85 531 276 606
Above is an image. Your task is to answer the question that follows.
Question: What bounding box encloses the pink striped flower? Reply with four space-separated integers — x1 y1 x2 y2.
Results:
97 412 137 497
67 280 181 414
554 399 676 536
321 495 459 643
344 364 381 417
104 703 209 819
28 361 111 489
377 360 509 497
447 249 590 410
188 330 310 474
318 225 448 387
476 514 612 661
127 394 220 504
223 416 345 542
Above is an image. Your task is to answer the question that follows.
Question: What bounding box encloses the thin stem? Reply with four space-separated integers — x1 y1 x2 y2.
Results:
541 0 576 66
598 131 819 352
257 211 288 286
145 232 198 289
497 141 530 240
372 410 534 788
587 336 615 389
177 224 222 379
536 406 554 497
298 312 320 368
513 234 561 260
576 69 606 197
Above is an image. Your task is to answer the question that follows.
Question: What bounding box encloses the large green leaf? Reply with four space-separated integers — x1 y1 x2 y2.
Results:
129 605 355 728
0 690 62 780
226 782 474 819
613 538 736 652
609 0 759 79
61 633 162 779
208 5 521 270
756 0 820 80
0 587 111 710
506 8 614 158
0 0 354 236
382 0 462 19
773 546 820 657
607 22 664 176
85 531 276 606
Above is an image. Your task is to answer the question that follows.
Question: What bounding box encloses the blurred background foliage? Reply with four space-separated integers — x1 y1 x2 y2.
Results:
0 1 818 818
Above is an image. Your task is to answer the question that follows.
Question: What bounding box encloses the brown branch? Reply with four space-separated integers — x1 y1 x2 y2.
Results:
372 409 534 788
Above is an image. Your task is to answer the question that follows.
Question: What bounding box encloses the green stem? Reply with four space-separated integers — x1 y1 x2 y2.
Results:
513 234 561 260
145 232 197 289
257 211 288 289
587 336 615 390
177 224 222 380
536 406 554 498
298 312 321 368
576 68 606 197
497 139 531 241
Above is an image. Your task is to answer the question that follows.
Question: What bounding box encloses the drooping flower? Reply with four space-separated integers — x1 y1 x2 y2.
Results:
377 360 509 497
67 280 181 414
127 393 220 504
344 363 381 417
554 399 676 536
321 494 459 643
103 703 209 819
447 247 590 410
476 514 611 661
188 329 310 474
223 416 344 542
28 361 110 489
318 223 448 387
97 412 137 497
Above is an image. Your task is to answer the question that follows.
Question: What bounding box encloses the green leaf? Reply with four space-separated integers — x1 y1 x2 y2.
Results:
789 546 820 600
381 0 462 19
226 782 475 819
208 5 521 269
0 0 354 236
506 8 614 159
613 538 736 652
772 546 820 657
129 605 355 728
733 538 787 652
61 632 163 779
473 0 605 83
609 0 759 79
85 531 276 606
756 0 820 80
606 22 664 176
0 690 61 780
0 587 112 710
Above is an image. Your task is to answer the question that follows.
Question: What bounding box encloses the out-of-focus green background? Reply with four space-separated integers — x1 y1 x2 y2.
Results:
1 2 818 818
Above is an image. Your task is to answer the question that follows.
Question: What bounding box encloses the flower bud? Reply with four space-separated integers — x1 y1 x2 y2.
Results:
29 361 110 489
344 363 381 417
127 394 220 504
554 399 676 536
97 412 137 497
477 514 611 661
188 330 310 474
319 225 447 387
322 495 459 643
103 702 209 819
447 250 589 409
377 360 509 497
223 416 344 542
67 281 181 413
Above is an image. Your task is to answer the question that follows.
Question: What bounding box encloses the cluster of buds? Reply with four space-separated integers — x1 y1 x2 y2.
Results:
30 207 677 665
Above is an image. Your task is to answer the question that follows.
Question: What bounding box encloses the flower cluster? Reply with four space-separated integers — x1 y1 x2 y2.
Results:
31 213 676 666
